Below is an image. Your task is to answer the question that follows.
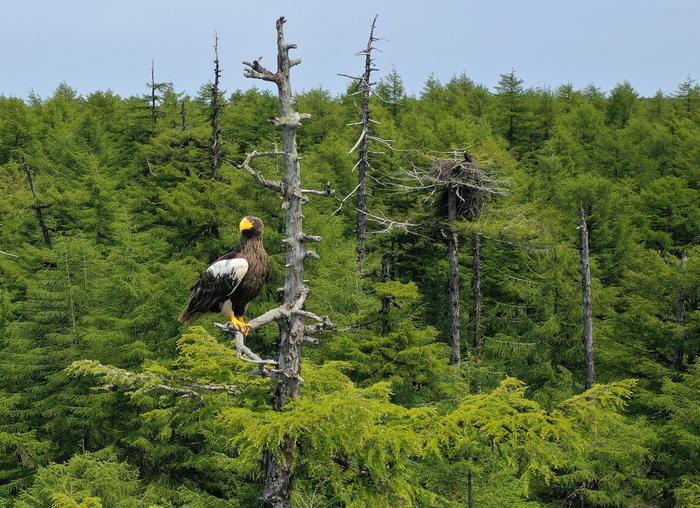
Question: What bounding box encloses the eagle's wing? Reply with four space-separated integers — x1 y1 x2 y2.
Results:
180 258 249 321
205 258 249 295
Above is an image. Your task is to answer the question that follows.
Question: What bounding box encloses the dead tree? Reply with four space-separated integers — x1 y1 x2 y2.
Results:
147 61 168 124
180 97 188 131
472 233 482 381
447 185 461 364
430 153 492 366
396 152 503 368
149 60 157 123
210 33 223 179
241 17 333 507
23 161 52 247
673 251 688 371
579 202 595 390
341 15 382 271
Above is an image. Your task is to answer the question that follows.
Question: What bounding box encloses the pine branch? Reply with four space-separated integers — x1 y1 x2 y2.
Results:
67 360 241 401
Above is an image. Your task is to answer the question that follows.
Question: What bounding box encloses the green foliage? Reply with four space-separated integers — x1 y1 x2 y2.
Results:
15 450 143 508
1 69 699 507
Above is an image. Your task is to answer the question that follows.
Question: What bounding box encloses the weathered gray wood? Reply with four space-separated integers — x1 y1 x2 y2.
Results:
23 161 52 247
579 202 595 390
354 15 378 270
448 187 461 365
210 34 222 180
242 17 333 508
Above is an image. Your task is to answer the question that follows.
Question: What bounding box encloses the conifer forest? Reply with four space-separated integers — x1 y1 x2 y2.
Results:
3 14 700 508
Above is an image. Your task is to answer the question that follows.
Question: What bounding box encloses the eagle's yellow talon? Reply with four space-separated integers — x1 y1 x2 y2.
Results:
229 315 250 336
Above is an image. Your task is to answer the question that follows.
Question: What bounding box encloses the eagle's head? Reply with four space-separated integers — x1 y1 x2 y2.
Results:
239 216 264 238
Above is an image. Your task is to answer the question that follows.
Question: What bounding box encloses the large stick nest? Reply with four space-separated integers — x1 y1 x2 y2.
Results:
433 152 490 220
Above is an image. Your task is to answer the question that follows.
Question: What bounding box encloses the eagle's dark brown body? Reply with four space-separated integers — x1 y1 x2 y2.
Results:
179 216 269 325
219 235 270 316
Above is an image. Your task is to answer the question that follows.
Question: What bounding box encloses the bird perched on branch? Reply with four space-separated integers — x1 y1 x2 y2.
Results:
179 216 270 335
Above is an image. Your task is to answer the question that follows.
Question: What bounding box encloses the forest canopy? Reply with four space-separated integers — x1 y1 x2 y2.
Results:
1 16 700 508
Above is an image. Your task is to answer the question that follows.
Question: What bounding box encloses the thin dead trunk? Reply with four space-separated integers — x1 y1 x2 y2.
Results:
180 97 187 131
472 233 482 391
355 16 378 271
23 161 52 247
579 202 595 390
448 187 461 365
381 251 391 334
210 34 223 180
673 251 688 371
243 18 322 508
149 60 157 124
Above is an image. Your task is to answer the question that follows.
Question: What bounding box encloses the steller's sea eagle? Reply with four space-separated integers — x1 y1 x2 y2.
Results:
178 216 270 335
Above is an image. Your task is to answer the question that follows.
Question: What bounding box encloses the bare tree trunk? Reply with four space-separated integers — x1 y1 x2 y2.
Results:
579 202 595 390
472 233 482 391
448 187 461 365
673 251 688 371
23 161 52 247
210 34 223 180
243 18 319 508
381 251 392 334
180 97 187 131
354 15 378 271
149 60 157 124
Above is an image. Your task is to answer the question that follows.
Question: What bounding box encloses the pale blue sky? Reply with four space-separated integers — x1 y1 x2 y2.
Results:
2 0 698 99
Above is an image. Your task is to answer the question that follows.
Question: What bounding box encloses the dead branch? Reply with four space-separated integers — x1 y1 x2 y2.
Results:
235 152 285 192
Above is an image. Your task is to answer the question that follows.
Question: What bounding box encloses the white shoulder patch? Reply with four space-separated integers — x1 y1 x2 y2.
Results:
207 258 249 280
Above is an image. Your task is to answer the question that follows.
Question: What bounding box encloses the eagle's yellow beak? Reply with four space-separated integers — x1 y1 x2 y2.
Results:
239 217 254 232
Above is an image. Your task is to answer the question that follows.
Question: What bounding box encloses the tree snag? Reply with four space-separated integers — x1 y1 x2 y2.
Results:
146 61 168 125
354 15 378 270
23 160 52 247
340 15 380 271
210 33 223 179
427 153 498 366
447 186 461 365
180 97 188 131
579 202 595 390
149 60 157 124
242 17 333 508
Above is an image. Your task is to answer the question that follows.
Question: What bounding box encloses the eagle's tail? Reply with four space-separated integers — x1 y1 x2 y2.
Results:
178 308 202 325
